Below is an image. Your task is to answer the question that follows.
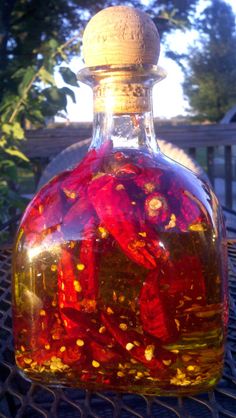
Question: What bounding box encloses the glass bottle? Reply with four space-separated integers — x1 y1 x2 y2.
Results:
12 6 228 396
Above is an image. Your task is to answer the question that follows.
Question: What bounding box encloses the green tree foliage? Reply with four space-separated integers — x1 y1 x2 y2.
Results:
183 0 236 122
0 0 198 226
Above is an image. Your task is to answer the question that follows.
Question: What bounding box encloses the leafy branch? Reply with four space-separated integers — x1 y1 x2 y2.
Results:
0 35 80 226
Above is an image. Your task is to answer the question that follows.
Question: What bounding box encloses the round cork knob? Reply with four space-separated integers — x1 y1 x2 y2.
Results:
82 6 160 67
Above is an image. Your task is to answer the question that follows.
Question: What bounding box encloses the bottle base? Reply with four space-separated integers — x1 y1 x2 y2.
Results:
18 367 221 397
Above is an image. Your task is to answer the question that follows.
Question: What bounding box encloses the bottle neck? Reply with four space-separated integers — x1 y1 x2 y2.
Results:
91 109 158 154
77 65 166 154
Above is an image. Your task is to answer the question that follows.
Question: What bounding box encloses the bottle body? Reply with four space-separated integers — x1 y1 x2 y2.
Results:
12 141 227 395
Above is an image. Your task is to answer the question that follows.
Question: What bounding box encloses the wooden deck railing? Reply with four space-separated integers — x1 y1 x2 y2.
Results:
22 122 236 208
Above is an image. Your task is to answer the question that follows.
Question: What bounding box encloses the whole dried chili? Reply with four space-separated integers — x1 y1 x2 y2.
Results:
88 174 168 269
62 195 95 240
58 246 80 329
58 215 100 329
62 139 113 195
139 269 179 343
76 216 100 303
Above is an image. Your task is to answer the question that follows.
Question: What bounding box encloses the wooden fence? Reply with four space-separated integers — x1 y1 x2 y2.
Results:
22 122 236 208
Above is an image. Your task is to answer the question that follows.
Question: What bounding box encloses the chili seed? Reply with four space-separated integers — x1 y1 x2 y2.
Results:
162 359 172 366
116 184 125 191
76 339 84 347
138 231 147 237
39 309 46 316
92 360 100 368
77 263 85 271
39 205 44 214
24 358 32 364
73 280 82 292
99 326 106 334
144 182 155 193
144 344 154 361
119 323 128 331
117 371 125 377
174 318 180 330
51 264 57 272
107 307 114 315
126 343 134 351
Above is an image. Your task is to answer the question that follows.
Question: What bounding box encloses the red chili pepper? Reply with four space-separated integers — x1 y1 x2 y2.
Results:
21 172 69 244
88 174 168 269
62 140 113 194
114 163 141 178
58 216 100 331
176 191 202 231
101 311 175 370
58 247 80 329
77 216 100 301
62 195 95 240
134 166 162 194
139 270 179 343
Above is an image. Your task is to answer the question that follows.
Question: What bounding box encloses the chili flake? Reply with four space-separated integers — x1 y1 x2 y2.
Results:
117 371 125 377
39 309 46 316
92 360 100 368
77 263 85 271
99 326 106 334
73 280 82 293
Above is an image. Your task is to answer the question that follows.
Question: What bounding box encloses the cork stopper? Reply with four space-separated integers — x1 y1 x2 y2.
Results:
82 6 160 67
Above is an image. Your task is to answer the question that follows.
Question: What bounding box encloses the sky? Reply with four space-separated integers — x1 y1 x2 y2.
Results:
55 0 236 122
